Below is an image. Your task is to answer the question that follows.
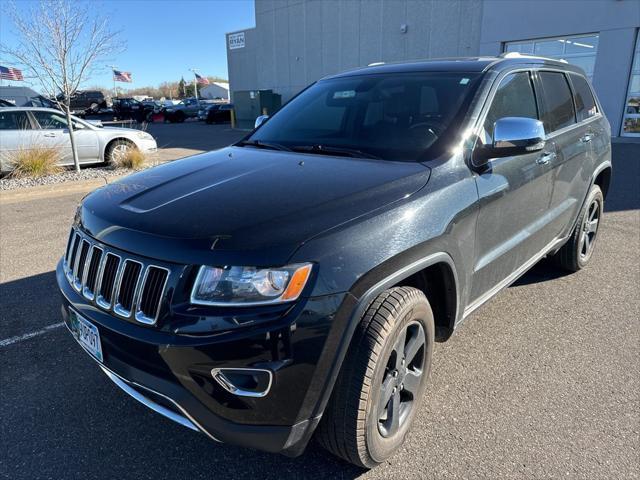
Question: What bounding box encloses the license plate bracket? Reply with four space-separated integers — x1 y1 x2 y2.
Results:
69 309 103 362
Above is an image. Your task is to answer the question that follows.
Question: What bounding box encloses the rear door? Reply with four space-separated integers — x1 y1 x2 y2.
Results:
470 70 554 302
0 110 37 172
535 70 591 239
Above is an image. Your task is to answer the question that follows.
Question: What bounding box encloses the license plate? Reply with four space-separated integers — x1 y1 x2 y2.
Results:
69 310 103 362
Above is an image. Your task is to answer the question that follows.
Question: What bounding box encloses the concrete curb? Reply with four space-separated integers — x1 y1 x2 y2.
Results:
0 175 126 205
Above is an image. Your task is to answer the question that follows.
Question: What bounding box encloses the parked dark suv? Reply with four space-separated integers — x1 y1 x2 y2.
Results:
58 90 107 114
57 55 611 468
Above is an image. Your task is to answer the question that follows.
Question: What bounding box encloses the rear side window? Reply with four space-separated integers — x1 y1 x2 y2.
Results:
0 111 32 130
483 71 538 143
570 73 598 122
538 71 576 133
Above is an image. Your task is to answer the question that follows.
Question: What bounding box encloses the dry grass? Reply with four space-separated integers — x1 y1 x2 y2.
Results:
5 145 63 178
112 147 146 170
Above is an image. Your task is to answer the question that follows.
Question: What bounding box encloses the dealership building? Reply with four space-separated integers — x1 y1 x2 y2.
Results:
226 0 640 137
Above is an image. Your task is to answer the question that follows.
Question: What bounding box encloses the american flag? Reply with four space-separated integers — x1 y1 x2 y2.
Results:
0 66 24 81
113 70 132 83
195 73 210 85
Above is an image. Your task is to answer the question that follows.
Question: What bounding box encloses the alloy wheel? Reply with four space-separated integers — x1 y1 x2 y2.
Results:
377 321 426 438
580 199 600 259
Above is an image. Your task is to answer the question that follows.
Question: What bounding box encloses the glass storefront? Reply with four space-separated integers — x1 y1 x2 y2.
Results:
621 31 640 136
504 34 599 80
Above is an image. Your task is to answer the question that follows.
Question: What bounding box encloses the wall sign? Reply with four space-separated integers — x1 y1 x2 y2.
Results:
229 32 245 50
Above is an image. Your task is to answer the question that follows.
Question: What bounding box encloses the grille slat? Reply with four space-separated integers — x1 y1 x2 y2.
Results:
137 267 169 323
97 253 120 307
73 240 90 289
115 260 142 316
64 228 169 325
83 247 103 299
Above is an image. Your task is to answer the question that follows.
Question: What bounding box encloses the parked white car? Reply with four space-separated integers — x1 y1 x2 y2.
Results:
0 107 157 173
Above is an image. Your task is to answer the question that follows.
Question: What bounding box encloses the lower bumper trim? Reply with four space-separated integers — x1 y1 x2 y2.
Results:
99 364 220 441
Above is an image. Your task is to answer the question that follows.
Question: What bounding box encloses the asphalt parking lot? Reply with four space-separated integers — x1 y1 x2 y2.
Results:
0 138 638 479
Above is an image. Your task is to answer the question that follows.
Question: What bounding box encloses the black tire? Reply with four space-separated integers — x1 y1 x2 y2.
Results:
552 184 603 272
105 139 135 166
175 111 185 123
317 287 434 468
205 118 212 125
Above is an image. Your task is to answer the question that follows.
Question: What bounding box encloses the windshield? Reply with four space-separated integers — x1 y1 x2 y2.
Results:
247 72 482 161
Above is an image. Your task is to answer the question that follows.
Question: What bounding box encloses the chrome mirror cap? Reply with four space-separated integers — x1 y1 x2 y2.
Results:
493 117 546 152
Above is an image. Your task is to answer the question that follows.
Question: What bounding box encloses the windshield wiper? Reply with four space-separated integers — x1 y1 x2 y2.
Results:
290 144 381 160
236 139 292 152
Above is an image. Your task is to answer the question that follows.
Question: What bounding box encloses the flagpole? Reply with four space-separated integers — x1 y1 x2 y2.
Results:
107 64 117 99
189 68 199 101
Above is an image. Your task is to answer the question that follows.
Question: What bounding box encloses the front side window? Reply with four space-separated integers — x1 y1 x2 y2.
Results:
538 71 576 133
570 73 598 122
32 111 70 129
0 111 32 130
248 72 483 161
482 71 538 143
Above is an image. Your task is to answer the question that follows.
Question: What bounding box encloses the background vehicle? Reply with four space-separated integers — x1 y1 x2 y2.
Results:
0 107 157 173
112 97 158 122
57 56 611 468
0 86 58 108
57 90 107 114
163 97 200 122
197 101 217 121
205 103 233 124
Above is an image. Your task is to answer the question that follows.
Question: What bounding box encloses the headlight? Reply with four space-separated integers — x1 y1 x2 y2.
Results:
135 131 153 140
191 263 312 306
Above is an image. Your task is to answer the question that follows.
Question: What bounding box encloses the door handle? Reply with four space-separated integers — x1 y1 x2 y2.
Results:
537 151 556 165
43 132 57 137
581 134 593 143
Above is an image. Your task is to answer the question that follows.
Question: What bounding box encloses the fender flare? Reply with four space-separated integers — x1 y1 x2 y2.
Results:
569 160 612 233
310 251 460 419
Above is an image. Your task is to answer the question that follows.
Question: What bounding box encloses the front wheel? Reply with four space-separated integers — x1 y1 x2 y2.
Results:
317 287 434 468
552 184 603 272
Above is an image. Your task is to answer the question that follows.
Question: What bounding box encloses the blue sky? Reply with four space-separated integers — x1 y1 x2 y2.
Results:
0 0 255 88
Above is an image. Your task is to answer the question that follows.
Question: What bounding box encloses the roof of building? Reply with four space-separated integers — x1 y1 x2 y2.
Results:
325 54 583 79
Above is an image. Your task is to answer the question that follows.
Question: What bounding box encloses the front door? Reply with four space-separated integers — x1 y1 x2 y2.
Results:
469 71 554 303
30 110 99 164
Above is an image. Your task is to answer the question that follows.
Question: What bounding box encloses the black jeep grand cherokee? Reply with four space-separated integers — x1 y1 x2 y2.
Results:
58 55 611 468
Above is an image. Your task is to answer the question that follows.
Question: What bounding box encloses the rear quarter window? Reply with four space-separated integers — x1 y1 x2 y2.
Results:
538 71 576 133
570 73 598 122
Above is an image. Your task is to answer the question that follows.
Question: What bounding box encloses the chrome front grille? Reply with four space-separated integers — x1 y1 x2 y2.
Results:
64 227 170 325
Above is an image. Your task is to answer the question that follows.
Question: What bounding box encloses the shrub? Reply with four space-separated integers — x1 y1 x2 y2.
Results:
6 145 63 178
113 146 146 170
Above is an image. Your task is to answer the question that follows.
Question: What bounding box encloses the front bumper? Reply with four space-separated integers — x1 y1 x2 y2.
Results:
57 259 347 455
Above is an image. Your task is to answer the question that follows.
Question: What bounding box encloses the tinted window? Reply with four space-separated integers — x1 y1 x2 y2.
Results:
570 73 598 122
0 111 32 130
538 71 576 133
249 72 482 161
483 72 538 143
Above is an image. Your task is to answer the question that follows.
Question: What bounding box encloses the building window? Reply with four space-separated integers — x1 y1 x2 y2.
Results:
504 34 599 80
622 31 640 137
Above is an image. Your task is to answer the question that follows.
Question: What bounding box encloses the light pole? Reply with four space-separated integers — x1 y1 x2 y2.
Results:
189 68 199 101
106 64 117 99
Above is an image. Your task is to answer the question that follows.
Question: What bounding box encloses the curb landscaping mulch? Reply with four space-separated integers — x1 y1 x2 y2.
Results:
0 166 139 191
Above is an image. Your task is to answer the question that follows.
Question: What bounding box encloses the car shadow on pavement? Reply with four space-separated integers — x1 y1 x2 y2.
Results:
605 143 640 213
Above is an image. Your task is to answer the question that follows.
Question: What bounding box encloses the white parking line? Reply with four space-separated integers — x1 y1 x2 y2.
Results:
0 322 65 347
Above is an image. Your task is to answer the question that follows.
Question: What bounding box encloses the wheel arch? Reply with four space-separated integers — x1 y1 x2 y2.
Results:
308 252 460 421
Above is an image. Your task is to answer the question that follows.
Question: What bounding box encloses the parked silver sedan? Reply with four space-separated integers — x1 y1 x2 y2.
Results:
0 107 157 173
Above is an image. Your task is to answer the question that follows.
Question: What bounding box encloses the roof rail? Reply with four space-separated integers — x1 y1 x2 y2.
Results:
367 61 385 67
499 51 568 63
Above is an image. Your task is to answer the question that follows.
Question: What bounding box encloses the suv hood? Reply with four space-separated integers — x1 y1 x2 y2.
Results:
79 147 430 266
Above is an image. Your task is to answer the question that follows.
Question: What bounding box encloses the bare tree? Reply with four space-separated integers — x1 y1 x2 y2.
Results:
1 0 124 172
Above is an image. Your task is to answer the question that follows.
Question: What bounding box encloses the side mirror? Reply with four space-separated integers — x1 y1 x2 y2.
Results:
473 117 545 168
254 114 269 129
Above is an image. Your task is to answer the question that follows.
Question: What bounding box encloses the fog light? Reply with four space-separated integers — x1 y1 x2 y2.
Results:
211 368 272 398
